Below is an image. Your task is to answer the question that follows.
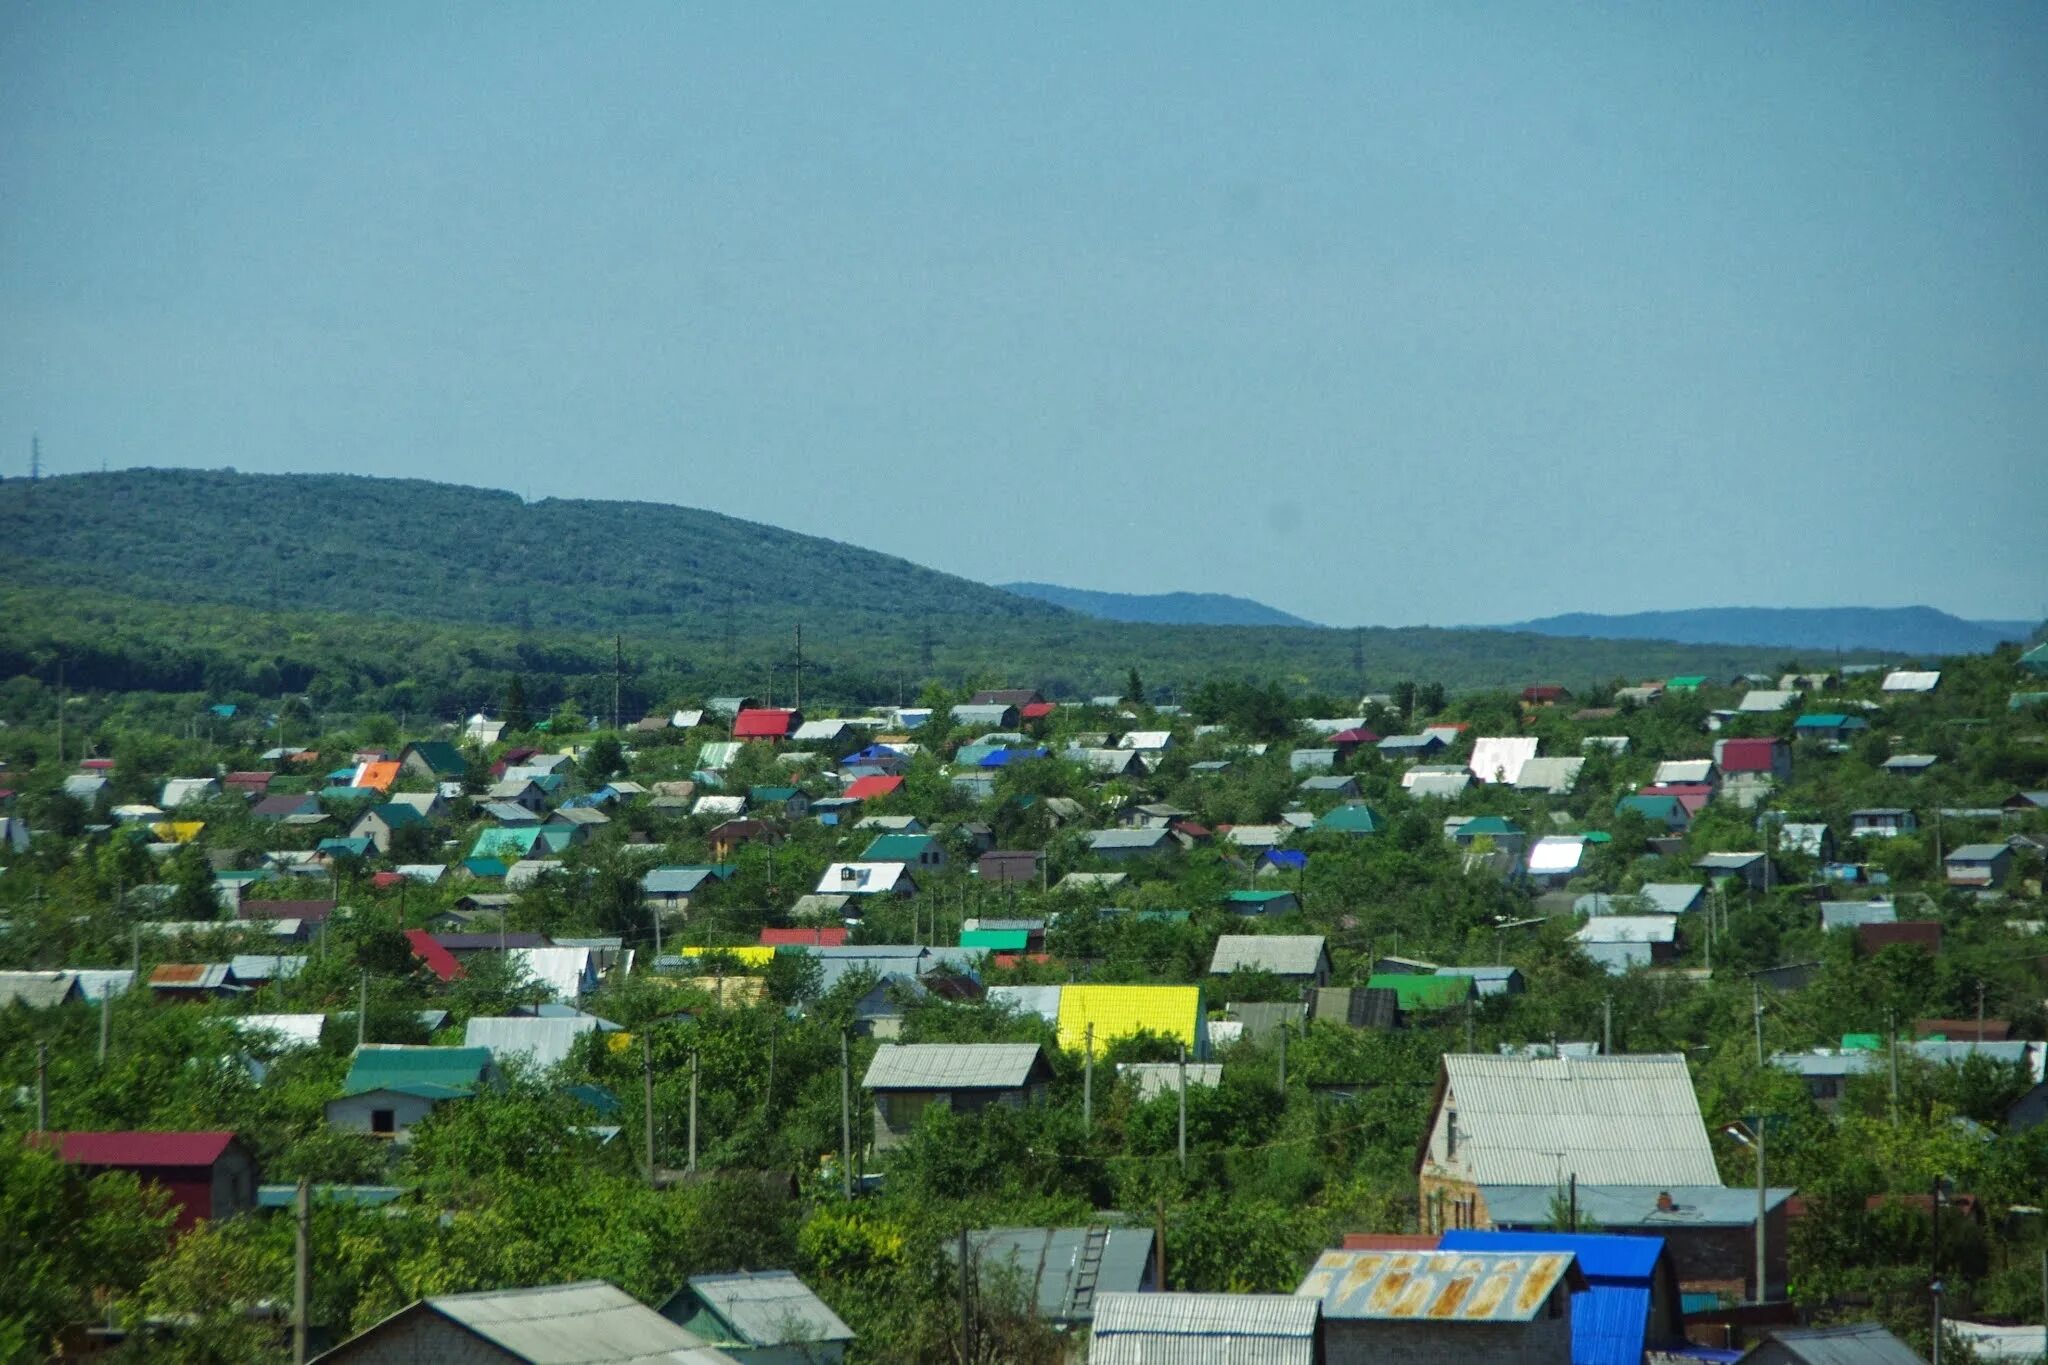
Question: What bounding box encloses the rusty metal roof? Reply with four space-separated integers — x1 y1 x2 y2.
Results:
1296 1249 1583 1323
148 962 233 990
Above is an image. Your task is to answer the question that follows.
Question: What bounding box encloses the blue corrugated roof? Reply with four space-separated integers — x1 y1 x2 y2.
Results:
1439 1230 1664 1282
1261 850 1309 870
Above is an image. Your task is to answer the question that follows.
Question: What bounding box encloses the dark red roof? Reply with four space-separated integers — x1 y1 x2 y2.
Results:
760 927 849 947
223 771 272 789
370 871 405 888
1522 686 1570 702
405 928 467 981
1718 738 1782 773
844 775 904 800
1857 921 1941 956
1329 728 1381 746
44 1131 239 1168
238 899 337 923
80 758 116 771
733 708 799 739
1914 1019 2009 1041
1020 702 1057 721
1172 820 1213 840
992 953 1054 969
1642 783 1716 814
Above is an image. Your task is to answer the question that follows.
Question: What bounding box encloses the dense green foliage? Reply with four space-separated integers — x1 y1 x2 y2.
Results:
1510 606 2041 656
1000 580 1320 628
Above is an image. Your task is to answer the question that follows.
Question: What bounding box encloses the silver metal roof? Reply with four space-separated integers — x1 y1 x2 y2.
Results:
1088 828 1171 850
380 1279 737 1364
1296 1249 1575 1323
959 1226 1154 1324
1208 934 1327 978
1639 883 1705 914
465 1015 602 1071
1439 1054 1722 1187
1090 1293 1317 1365
1754 1321 1928 1364
1574 916 1676 944
1654 759 1716 784
1480 1182 1794 1228
1516 757 1586 794
235 1013 327 1048
681 1270 852 1347
988 984 1064 1023
1119 1062 1223 1100
862 1043 1046 1091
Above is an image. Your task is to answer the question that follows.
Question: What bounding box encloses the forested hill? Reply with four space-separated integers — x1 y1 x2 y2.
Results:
1502 606 2037 656
0 469 1066 633
1001 581 1319 628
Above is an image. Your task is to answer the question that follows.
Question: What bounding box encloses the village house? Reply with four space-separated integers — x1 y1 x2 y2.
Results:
1090 1294 1317 1364
1945 842 2014 888
39 1131 258 1234
658 1270 854 1363
1207 934 1331 989
315 1280 733 1363
862 1043 1052 1151
1851 807 1919 838
1296 1247 1582 1364
325 1045 497 1141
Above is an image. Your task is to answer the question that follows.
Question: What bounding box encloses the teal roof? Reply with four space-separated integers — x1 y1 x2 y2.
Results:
961 928 1030 951
863 833 936 861
1316 804 1384 834
403 741 467 776
1616 795 1685 822
750 786 801 802
472 826 545 858
1227 890 1295 906
367 802 426 828
463 856 508 879
1457 815 1521 837
317 837 373 857
1794 713 1865 729
340 1046 491 1098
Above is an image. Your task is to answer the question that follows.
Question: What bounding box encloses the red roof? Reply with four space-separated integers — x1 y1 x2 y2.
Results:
1642 783 1715 815
79 758 116 771
43 1131 239 1168
1171 820 1212 840
1522 686 1569 702
1020 702 1057 720
760 927 849 948
992 953 1054 969
405 928 467 981
370 871 405 889
844 775 904 800
1330 728 1381 746
223 771 272 789
733 708 798 739
1718 738 1781 773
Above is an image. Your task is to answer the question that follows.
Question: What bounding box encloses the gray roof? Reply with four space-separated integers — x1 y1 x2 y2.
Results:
1574 916 1677 944
643 867 713 897
862 1043 1046 1091
1480 1182 1794 1228
1297 774 1356 792
1639 883 1705 914
1090 1293 1317 1365
0 971 77 1009
987 984 1064 1023
679 1270 852 1347
1948 843 2011 862
1440 1053 1721 1186
1208 934 1327 978
1515 756 1586 794
1088 828 1172 851
1749 1322 1927 1365
1821 902 1897 929
958 1226 1154 1325
372 1279 736 1364
1582 941 1654 974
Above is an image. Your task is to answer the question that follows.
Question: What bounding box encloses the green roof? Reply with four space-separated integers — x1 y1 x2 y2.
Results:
1367 974 1473 1009
1666 675 1707 690
2020 642 2048 674
463 856 508 878
403 741 468 776
1316 804 1383 834
961 928 1030 951
1135 910 1191 923
472 826 545 858
1457 815 1521 837
749 786 801 802
341 1046 492 1098
862 833 936 862
1227 890 1295 905
367 802 426 828
1841 1033 1883 1052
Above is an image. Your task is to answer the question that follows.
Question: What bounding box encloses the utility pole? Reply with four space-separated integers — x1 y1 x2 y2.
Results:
763 1023 777 1119
1931 1179 1945 1365
793 623 803 713
55 658 65 769
641 1034 656 1187
1155 1197 1168 1290
1755 1120 1768 1303
1277 1023 1287 1096
612 635 622 734
1568 1173 1578 1232
1603 996 1613 1057
1082 1024 1094 1131
35 1041 48 1132
293 1177 311 1364
958 1226 972 1362
357 972 368 1049
840 1030 853 1198
1888 1009 1901 1126
30 433 42 480
1752 982 1764 1067
1176 1045 1188 1173
1976 980 1986 1043
687 1050 699 1173
98 989 111 1064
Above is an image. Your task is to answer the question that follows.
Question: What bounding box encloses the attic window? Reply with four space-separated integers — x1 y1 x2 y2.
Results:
1445 1109 1457 1159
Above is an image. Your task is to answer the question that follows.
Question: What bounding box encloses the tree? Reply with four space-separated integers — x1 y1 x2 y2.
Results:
580 734 625 785
1125 667 1145 705
167 845 224 921
502 675 529 732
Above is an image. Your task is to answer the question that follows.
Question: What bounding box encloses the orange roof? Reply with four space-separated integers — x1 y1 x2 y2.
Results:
354 760 401 792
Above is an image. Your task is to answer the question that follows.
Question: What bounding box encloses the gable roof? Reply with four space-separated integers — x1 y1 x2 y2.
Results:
843 774 903 800
328 1280 733 1364
45 1130 239 1168
1296 1248 1582 1323
862 1043 1047 1090
676 1270 853 1349
1091 1293 1317 1362
1209 934 1328 978
1432 1054 1720 1186
1057 985 1203 1057
1468 737 1539 785
732 708 798 739
341 1044 492 1099
959 1226 1154 1324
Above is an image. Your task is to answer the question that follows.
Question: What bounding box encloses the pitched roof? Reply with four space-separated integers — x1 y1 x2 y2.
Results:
1368 973 1472 1010
862 1043 1047 1090
1090 1293 1317 1363
45 1131 239 1167
732 708 798 739
677 1271 853 1348
1209 934 1328 978
1057 985 1203 1057
1296 1248 1582 1323
340 1280 734 1364
1434 1054 1720 1186
843 775 903 800
341 1044 492 1098
405 929 467 982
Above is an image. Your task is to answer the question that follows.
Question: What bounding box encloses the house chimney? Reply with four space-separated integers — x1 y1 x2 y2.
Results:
1656 1191 1675 1212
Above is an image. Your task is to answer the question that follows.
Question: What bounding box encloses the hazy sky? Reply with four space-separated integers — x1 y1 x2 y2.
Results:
4 5 2044 627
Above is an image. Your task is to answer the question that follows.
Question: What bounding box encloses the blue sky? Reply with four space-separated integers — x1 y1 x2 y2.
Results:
3 4 2043 627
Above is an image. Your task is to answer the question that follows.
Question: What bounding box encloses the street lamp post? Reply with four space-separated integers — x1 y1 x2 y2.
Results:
1723 1120 1772 1303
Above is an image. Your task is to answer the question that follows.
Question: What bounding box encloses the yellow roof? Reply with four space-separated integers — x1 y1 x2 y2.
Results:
675 945 777 968
1057 985 1203 1056
148 821 206 843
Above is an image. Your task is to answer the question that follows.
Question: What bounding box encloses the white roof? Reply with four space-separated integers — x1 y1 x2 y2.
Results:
1119 730 1174 751
1208 935 1327 978
1225 824 1289 849
987 984 1064 1023
1467 737 1539 785
464 1015 602 1070
1404 771 1471 800
1118 1062 1224 1100
863 1043 1045 1090
1882 670 1941 692
1582 736 1631 754
1738 689 1800 712
233 1013 326 1048
507 946 594 1001
1526 836 1586 875
816 862 913 894
1515 757 1585 794
1440 1053 1721 1186
790 719 850 742
1654 759 1715 785
1574 916 1678 944
691 795 748 818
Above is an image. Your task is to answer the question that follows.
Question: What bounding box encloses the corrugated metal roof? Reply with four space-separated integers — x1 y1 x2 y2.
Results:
149 962 233 990
1438 1054 1721 1187
235 1013 326 1048
0 971 76 1009
1480 1184 1793 1229
47 1131 239 1168
862 1043 1046 1091
341 1045 492 1098
404 1279 737 1364
1296 1249 1578 1323
1119 1062 1223 1100
1575 917 1676 945
1517 757 1586 794
509 946 594 1001
1091 1293 1317 1365
958 1227 1154 1323
1057 985 1203 1057
1209 934 1327 977
1469 737 1540 785
465 1016 602 1070
987 984 1064 1023
682 1270 853 1346
1753 1322 1927 1364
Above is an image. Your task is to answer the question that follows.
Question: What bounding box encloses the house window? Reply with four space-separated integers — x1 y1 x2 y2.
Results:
371 1108 396 1136
1444 1110 1457 1160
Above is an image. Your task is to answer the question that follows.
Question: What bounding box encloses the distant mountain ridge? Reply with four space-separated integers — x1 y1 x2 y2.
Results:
1498 606 2034 656
1000 581 1319 628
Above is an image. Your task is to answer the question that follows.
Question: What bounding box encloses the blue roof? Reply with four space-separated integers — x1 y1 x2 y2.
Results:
1441 1231 1668 1365
981 747 1050 767
1260 850 1309 870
